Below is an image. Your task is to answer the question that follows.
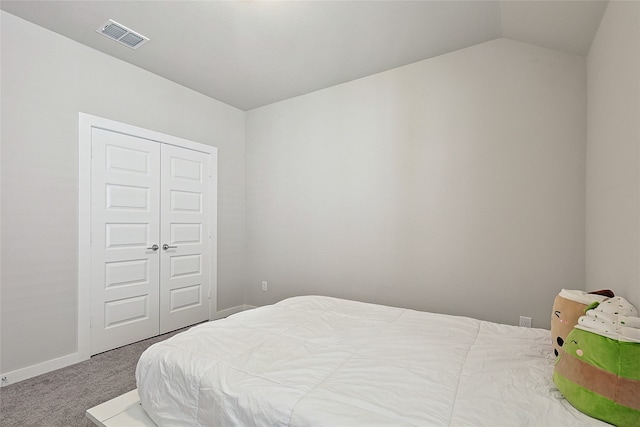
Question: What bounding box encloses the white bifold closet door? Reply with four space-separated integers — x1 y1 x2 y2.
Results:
90 128 211 355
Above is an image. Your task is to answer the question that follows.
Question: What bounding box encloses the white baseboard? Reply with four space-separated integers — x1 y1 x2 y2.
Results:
0 351 87 387
210 304 255 320
2 305 256 388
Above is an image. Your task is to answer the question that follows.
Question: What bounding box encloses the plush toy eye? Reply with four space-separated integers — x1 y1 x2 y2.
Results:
554 311 561 318
571 340 578 344
557 337 564 346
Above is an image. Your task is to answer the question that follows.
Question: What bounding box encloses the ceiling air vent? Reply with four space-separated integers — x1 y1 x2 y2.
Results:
97 19 149 50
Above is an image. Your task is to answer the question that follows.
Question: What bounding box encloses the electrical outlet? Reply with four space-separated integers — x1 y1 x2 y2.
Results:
261 281 268 292
519 316 532 328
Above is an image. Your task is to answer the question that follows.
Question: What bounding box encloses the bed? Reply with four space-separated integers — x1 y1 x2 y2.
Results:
135 295 608 426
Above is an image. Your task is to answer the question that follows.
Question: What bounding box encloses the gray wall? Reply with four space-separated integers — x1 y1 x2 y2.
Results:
5 1 637 382
586 1 640 309
1 12 246 374
245 39 586 328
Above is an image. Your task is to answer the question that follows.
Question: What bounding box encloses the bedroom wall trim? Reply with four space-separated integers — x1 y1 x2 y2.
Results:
211 304 256 320
0 352 85 387
0 306 252 387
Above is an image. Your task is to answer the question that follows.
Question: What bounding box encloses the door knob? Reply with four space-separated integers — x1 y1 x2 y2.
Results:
147 244 159 251
162 244 177 250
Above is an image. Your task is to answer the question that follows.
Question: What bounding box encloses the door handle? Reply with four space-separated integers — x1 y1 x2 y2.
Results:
147 244 159 251
162 244 177 250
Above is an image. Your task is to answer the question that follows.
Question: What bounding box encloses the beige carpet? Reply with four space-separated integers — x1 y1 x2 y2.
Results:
0 327 189 427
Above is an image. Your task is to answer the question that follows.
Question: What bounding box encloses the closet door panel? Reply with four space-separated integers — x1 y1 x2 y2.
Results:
90 128 161 355
159 144 211 334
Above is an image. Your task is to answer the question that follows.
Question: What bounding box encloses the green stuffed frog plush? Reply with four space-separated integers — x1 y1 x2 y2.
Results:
554 296 640 427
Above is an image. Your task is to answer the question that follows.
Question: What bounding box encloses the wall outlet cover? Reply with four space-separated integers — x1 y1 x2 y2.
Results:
519 316 532 328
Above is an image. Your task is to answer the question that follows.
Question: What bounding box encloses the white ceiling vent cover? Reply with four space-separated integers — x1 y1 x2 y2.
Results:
97 19 149 50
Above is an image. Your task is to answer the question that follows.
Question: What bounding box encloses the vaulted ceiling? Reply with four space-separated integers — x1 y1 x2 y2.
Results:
1 1 608 110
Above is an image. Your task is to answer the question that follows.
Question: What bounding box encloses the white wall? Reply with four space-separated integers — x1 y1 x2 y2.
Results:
245 38 586 328
4 4 622 382
0 12 246 376
586 1 640 309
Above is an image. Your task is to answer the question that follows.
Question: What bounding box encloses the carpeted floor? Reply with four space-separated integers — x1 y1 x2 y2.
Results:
0 327 188 427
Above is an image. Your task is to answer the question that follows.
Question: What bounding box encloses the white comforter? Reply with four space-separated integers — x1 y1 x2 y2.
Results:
136 295 607 426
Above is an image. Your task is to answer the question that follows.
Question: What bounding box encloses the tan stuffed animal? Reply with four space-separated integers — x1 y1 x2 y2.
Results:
550 289 613 357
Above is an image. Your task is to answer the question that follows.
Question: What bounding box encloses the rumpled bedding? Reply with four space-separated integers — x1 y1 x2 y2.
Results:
136 295 608 426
